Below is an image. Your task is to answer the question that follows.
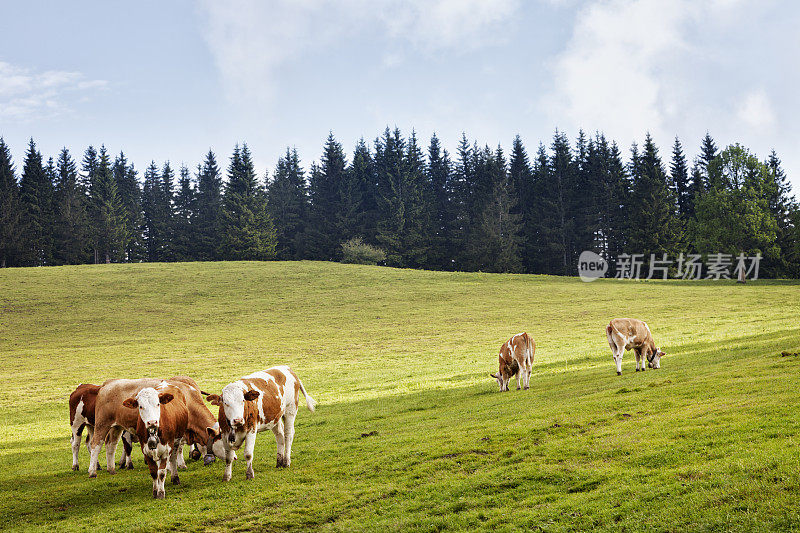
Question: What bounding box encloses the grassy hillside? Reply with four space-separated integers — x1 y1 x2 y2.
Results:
1 261 799 532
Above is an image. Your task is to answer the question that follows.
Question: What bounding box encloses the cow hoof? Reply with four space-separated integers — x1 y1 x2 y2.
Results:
72 465 79 472
190 450 202 461
107 468 116 475
156 491 165 500
153 489 158 497
523 386 529 390
222 474 231 482
617 371 621 376
246 470 254 480
126 463 134 470
178 464 187 471
635 368 640 372
172 476 180 485
88 472 97 478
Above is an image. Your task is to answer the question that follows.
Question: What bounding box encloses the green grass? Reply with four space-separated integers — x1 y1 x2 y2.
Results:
1 261 800 532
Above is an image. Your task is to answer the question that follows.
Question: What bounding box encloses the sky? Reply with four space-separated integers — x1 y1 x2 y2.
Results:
1 0 798 192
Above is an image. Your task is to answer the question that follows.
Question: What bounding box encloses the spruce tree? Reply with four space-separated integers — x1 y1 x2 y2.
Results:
53 148 89 265
350 139 378 244
88 146 126 263
509 135 534 272
195 150 223 260
765 151 797 276
699 132 719 189
547 131 573 274
267 148 308 259
173 165 196 261
306 133 347 261
141 162 163 261
425 134 454 270
374 128 408 266
218 144 276 260
18 139 54 266
0 138 22 267
670 137 691 218
627 134 683 261
114 152 143 261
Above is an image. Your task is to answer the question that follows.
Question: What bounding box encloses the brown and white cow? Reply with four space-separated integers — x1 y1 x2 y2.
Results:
205 365 316 481
123 383 187 499
69 383 134 471
606 318 666 375
489 332 536 392
87 377 228 478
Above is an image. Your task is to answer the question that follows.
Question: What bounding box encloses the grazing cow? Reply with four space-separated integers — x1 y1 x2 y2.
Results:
87 377 228 478
606 318 666 375
490 332 536 392
168 376 228 467
205 365 316 481
123 384 187 499
69 383 134 471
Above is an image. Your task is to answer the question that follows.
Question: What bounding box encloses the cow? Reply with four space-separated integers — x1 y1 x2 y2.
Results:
69 383 134 472
87 377 228 478
489 332 536 392
205 365 316 481
123 384 187 499
606 318 666 375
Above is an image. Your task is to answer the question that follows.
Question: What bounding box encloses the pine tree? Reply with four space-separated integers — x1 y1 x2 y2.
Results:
374 128 408 266
765 150 797 276
173 165 196 261
88 146 126 263
471 146 522 272
627 134 683 261
546 131 573 274
305 134 346 260
267 148 308 259
350 139 378 244
141 162 163 261
399 130 429 267
670 137 691 218
218 143 276 260
160 161 176 261
53 148 89 265
699 132 719 188
195 150 223 260
114 152 143 261
0 138 22 267
509 135 534 272
425 134 454 270
18 139 54 266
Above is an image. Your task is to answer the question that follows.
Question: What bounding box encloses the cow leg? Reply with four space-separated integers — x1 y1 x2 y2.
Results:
71 422 84 471
144 454 159 497
87 425 108 478
283 411 296 468
105 426 123 475
271 419 286 468
156 457 167 499
244 432 257 479
176 440 188 470
516 372 521 390
170 443 181 485
222 448 235 482
612 341 624 376
120 432 134 469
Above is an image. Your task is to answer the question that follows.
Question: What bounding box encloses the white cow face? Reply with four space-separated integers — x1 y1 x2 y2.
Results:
651 348 665 369
489 372 508 392
206 384 259 449
123 388 174 449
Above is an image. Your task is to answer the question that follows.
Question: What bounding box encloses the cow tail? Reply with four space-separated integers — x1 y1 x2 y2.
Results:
296 376 316 412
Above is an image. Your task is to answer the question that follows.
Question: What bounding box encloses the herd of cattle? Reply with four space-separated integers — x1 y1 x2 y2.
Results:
69 365 315 498
68 318 663 499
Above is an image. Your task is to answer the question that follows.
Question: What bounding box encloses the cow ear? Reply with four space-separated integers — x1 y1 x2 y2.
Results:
159 393 174 405
244 390 260 401
206 394 222 406
122 398 138 409
206 426 218 438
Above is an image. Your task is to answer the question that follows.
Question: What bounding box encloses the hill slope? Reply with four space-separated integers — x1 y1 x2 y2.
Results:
1 261 799 531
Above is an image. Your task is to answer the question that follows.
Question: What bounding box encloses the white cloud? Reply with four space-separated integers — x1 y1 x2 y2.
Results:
738 89 776 133
542 0 792 160
0 62 107 121
197 0 519 104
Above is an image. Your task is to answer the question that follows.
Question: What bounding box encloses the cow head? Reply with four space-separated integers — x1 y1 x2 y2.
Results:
202 422 230 465
490 357 513 392
648 347 665 369
123 387 174 450
205 384 259 450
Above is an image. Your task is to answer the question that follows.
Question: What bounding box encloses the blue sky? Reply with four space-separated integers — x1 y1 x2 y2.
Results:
1 0 798 192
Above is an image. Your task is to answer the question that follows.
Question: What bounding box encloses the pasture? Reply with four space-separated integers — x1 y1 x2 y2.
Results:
1 261 799 531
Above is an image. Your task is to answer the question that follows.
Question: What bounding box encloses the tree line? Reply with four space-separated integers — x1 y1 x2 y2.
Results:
0 129 797 277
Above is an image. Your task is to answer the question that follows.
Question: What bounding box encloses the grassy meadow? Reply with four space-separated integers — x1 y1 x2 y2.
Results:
1 261 799 532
